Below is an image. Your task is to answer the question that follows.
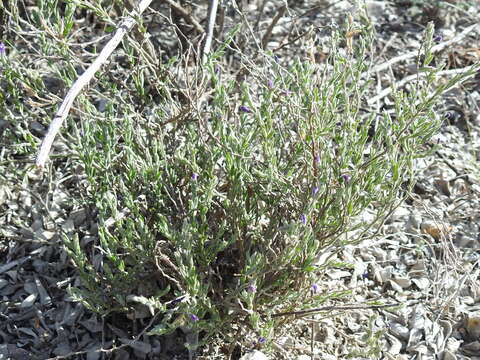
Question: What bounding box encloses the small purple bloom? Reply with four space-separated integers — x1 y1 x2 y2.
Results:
238 105 252 113
0 43 5 56
362 271 369 279
273 55 280 63
312 186 319 195
433 34 442 43
311 283 319 294
314 155 320 164
191 173 199 181
258 337 267 344
247 284 257 293
267 79 274 89
300 214 307 225
341 174 351 184
189 314 199 322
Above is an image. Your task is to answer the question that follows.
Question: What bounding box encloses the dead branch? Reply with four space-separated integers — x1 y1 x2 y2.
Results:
163 0 204 34
261 5 286 49
202 0 219 64
371 24 478 73
367 64 479 105
271 302 400 318
36 0 153 168
273 27 314 52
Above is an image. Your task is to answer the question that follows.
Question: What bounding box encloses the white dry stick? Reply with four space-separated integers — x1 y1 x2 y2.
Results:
36 0 153 168
371 24 478 74
367 64 479 105
202 0 219 64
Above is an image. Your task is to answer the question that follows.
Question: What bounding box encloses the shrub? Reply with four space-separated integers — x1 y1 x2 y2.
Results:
65 20 476 350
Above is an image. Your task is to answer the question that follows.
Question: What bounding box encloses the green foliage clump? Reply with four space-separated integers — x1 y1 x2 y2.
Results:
65 21 475 347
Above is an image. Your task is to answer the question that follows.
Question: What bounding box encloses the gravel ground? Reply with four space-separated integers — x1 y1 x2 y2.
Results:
1 1 480 359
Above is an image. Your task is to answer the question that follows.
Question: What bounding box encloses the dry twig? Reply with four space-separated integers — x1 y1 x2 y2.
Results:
36 0 153 168
367 64 479 105
371 24 478 73
261 5 286 49
163 0 204 34
271 302 400 318
202 0 219 63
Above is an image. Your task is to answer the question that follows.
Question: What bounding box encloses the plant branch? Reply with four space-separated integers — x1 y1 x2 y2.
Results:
271 303 400 318
202 0 219 64
371 24 478 73
261 5 286 49
163 0 204 34
367 64 478 105
273 27 314 52
35 0 153 168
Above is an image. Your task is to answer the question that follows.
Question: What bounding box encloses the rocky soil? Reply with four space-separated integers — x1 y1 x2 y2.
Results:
1 1 480 359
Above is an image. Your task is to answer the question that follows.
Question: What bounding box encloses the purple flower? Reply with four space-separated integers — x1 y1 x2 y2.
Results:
300 214 307 225
311 283 319 294
247 284 257 293
433 34 443 43
341 174 351 184
191 173 199 181
314 155 320 164
312 186 319 196
267 79 274 89
238 105 252 113
258 337 267 344
189 314 199 322
0 43 5 56
362 271 369 279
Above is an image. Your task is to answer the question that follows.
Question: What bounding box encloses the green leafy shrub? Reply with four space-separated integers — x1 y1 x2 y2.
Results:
66 21 476 348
